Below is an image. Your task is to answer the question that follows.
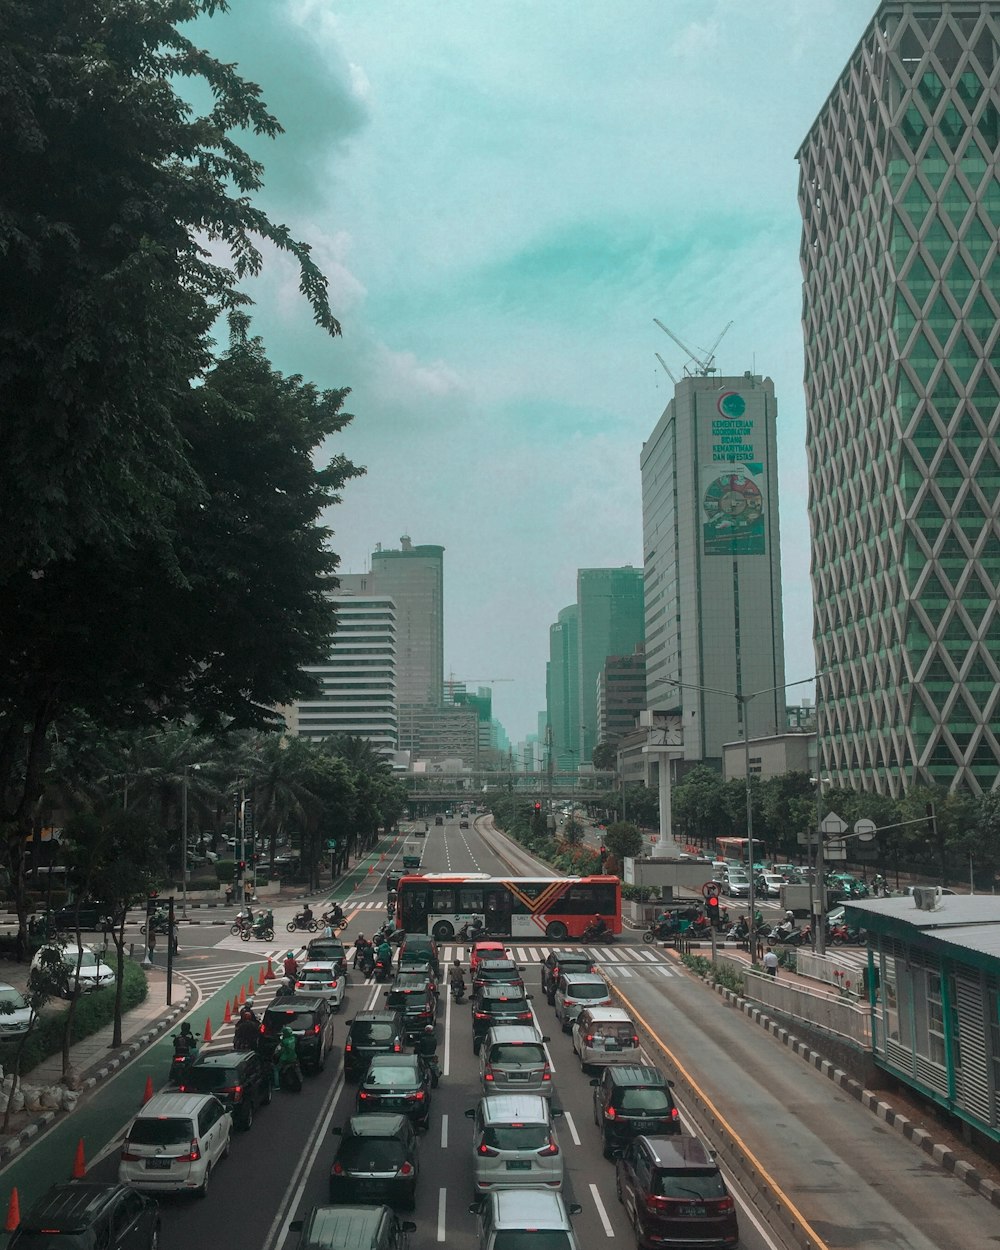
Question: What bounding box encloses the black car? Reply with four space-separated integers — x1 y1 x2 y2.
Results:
290 1205 415 1250
541 949 595 1000
357 1054 433 1129
591 1065 679 1157
54 901 113 933
330 1113 420 1209
308 938 349 977
344 1010 405 1080
398 934 441 977
471 984 533 1053
384 975 437 1042
616 1136 739 1249
177 1047 272 1131
10 1182 159 1249
471 959 524 998
260 997 335 1073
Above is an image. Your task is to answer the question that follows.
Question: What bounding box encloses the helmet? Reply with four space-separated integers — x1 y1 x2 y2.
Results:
785 910 794 920
240 1007 252 1019
286 951 295 960
594 913 601 921
179 1022 193 1035
358 934 365 941
281 1025 294 1038
453 958 461 966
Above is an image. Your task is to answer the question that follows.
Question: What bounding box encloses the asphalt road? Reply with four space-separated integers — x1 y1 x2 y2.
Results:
7 817 997 1250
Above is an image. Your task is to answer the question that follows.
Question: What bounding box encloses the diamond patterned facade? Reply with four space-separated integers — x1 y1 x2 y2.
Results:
799 2 1000 796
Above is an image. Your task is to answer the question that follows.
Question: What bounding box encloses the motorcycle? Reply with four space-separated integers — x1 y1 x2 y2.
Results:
374 956 393 983
642 920 679 944
582 923 614 943
357 948 375 978
450 978 466 1004
167 1032 199 1084
230 909 254 936
139 913 170 936
286 913 319 934
321 912 348 935
241 919 275 942
277 1059 303 1092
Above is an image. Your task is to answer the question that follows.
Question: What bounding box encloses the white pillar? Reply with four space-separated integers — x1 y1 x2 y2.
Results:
651 748 682 858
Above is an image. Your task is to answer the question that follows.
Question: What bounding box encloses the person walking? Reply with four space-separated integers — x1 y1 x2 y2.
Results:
763 947 779 977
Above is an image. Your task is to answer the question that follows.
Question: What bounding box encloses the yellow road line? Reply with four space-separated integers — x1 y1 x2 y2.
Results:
613 980 831 1250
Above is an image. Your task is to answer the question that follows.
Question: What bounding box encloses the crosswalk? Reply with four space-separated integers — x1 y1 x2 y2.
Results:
438 944 675 975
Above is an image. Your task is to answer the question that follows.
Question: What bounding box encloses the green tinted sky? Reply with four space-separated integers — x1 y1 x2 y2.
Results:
196 0 877 742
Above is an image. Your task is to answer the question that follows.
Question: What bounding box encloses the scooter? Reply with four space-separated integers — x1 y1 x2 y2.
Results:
450 978 467 1004
242 919 275 941
374 956 393 983
642 920 680 944
357 948 375 978
167 1033 200 1084
139 913 170 936
286 913 319 933
582 923 615 943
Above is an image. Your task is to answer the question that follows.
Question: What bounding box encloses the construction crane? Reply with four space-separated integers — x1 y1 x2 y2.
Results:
655 352 678 384
445 674 513 697
653 319 734 378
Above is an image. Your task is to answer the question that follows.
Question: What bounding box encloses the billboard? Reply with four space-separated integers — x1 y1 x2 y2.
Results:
702 389 767 556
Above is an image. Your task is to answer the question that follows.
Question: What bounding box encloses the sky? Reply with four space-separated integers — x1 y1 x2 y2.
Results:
194 0 879 744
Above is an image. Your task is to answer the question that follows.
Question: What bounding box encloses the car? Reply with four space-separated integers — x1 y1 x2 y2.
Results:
344 1010 405 1080
470 941 510 974
295 961 346 1009
32 943 116 996
414 825 427 837
0 983 34 1037
722 870 750 898
590 1065 679 1157
471 959 525 999
308 938 350 976
552 973 611 1032
329 1113 420 1209
540 950 595 1001
466 1095 564 1197
472 985 534 1053
479 1025 552 1097
384 975 437 1041
572 1006 641 1069
460 818 470 829
289 1205 416 1250
470 1189 582 1250
176 1047 272 1131
398 934 441 977
616 1135 739 1249
259 997 336 1073
118 1091 232 1197
756 872 784 898
10 1182 160 1250
53 901 113 932
357 1054 433 1129
434 815 444 826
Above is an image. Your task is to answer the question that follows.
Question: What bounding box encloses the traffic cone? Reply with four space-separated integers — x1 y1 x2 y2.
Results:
239 985 246 1006
142 1075 154 1104
265 957 275 981
203 1016 213 1044
223 998 231 1024
72 1138 86 1179
5 1188 19 1233
259 966 266 986
248 975 256 995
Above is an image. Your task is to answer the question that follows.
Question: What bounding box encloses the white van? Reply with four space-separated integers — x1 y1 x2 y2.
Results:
32 943 115 995
572 1006 641 1069
119 1091 232 1197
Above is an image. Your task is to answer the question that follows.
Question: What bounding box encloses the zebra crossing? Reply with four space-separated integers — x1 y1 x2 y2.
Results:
438 944 675 976
177 959 275 1000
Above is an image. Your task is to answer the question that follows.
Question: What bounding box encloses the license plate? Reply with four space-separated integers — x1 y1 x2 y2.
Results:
604 1039 621 1051
677 1205 706 1218
509 1072 529 1081
633 1120 656 1130
505 1160 531 1171
145 1158 171 1170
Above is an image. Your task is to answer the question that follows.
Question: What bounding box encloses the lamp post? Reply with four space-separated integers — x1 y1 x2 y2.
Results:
180 762 209 918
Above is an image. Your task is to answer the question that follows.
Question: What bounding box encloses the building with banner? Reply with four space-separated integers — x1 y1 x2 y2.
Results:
641 373 786 765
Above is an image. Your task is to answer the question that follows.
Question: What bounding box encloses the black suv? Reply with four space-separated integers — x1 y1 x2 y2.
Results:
398 934 441 977
260 997 335 1073
471 984 533 1053
616 1135 739 1249
308 937 349 977
330 1113 420 1209
11 1182 159 1249
54 901 113 933
344 1010 405 1080
178 1048 272 1130
471 959 524 998
591 1065 679 1157
384 975 437 1042
541 950 595 1001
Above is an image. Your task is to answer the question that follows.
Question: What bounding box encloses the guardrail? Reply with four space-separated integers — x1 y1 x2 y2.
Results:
727 962 871 1047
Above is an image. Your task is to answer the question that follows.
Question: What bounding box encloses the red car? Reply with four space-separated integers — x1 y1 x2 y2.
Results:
469 940 509 973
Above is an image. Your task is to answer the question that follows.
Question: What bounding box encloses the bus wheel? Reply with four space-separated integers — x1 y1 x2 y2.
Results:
545 922 568 940
432 921 454 940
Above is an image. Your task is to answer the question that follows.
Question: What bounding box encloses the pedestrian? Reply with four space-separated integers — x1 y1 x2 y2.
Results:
763 947 779 977
147 927 157 964
170 921 179 955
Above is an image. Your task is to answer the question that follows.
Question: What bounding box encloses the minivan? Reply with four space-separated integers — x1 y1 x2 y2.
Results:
552 973 611 1031
479 1025 552 1097
616 1135 739 1249
572 1006 641 1069
466 1095 564 1196
470 1189 582 1250
591 1065 679 1156
118 1091 232 1197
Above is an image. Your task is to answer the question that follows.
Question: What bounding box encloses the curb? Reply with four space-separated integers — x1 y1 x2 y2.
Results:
0 979 194 1166
706 975 1000 1210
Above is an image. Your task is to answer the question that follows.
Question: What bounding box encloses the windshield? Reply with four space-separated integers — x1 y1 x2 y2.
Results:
366 1065 416 1086
654 1169 727 1200
619 1089 672 1113
64 951 100 969
129 1117 192 1147
0 989 27 1011
301 968 335 982
488 1044 546 1065
494 1235 571 1250
569 984 608 999
264 1009 313 1030
184 1066 236 1092
483 1124 549 1151
337 1138 406 1170
350 1022 396 1044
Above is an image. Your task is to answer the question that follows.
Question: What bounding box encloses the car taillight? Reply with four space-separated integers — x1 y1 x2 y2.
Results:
645 1194 670 1213
631 1035 639 1046
518 1011 531 1020
410 1090 425 1101
313 1023 321 1034
393 1042 402 1052
542 1069 551 1082
345 1041 352 1052
670 1107 679 1122
399 1161 414 1176
177 1084 189 1092
484 1067 494 1081
226 1084 243 1103
120 1142 141 1161
176 1139 202 1163
538 1137 559 1157
328 981 337 988
295 981 305 988
585 1035 594 1045
474 1011 488 1020
258 1024 266 1034
332 1162 344 1175
604 1105 617 1119
359 1090 370 1100
712 1197 735 1213
478 1142 499 1156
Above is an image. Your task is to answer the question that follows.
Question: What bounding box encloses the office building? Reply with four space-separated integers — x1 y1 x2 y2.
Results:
547 605 580 770
370 537 444 708
596 645 647 747
799 2 1000 794
641 374 786 765
577 568 645 764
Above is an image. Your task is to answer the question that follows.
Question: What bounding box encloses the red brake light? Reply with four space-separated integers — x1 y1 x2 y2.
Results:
399 1161 414 1176
295 981 305 988
393 1042 402 1052
413 1090 425 1101
227 1084 243 1103
478 1143 499 1157
585 1035 594 1045
670 1107 679 1121
359 1090 369 1100
604 1105 617 1119
474 1011 488 1020
714 1197 735 1213
313 1023 321 1034
332 1162 344 1175
542 1069 551 1082
258 1024 265 1034
631 1035 639 1046
484 1068 494 1081
345 1042 352 1052
538 1137 559 1157
176 1138 201 1163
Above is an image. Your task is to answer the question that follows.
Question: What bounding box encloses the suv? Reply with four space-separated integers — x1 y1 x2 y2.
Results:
616 1135 739 1249
552 973 611 1032
434 815 444 825
260 997 336 1073
344 1010 405 1080
308 937 350 976
118 1091 231 1197
10 1182 159 1249
177 1048 272 1131
541 951 595 1001
384 975 437 1041
472 985 534 1053
572 1006 640 1069
466 1095 563 1197
471 1189 582 1250
479 1025 552 1097
591 1065 679 1157
471 959 524 998
54 902 113 932
330 1113 420 1209
290 1205 415 1250
398 934 441 977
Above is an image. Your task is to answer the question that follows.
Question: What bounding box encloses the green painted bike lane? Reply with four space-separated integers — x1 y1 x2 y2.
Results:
0 831 405 1217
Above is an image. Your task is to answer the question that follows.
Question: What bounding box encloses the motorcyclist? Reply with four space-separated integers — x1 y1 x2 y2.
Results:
465 917 485 941
376 936 393 969
448 958 466 998
274 1025 302 1090
233 1005 259 1051
414 1024 440 1086
282 951 299 980
324 901 344 925
587 913 608 938
300 904 313 926
172 1021 197 1060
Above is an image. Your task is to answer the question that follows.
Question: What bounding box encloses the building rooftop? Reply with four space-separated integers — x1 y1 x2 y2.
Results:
846 895 1000 962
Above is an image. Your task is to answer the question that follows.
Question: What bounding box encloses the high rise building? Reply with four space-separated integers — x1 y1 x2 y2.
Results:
799 2 1000 795
577 568 645 763
596 645 647 747
547 605 580 771
370 537 444 708
296 575 397 749
641 374 785 764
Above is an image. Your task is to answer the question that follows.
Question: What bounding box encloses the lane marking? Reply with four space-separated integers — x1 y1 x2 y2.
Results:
444 976 453 1077
437 1187 447 1241
563 1109 581 1146
612 982 832 1250
441 1113 449 1149
589 1183 615 1237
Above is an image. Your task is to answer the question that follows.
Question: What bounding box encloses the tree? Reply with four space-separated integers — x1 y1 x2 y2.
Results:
562 816 584 846
604 821 643 865
671 766 725 843
1 945 66 1133
592 742 618 772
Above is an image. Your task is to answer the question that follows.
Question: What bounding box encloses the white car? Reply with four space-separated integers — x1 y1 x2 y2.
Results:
757 873 784 898
552 973 612 1032
571 1006 641 1069
119 1091 231 1196
294 961 345 1009
0 984 34 1036
32 943 116 995
468 1094 564 1197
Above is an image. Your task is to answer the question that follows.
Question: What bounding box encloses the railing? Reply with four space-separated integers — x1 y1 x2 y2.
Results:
735 965 872 1046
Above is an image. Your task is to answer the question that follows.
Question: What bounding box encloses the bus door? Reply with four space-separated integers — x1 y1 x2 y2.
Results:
483 886 511 935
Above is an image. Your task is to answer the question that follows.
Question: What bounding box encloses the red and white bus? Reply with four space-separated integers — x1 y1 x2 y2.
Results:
395 872 622 941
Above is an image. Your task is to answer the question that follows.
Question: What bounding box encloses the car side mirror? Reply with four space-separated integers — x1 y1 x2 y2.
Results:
568 1204 582 1215
551 1107 564 1118
667 1079 675 1087
589 1078 599 1087
541 1036 550 1043
401 1222 417 1233
468 1201 482 1215
331 1126 343 1135
346 1017 355 1025
464 1108 475 1119
525 994 532 1000
289 1221 303 1233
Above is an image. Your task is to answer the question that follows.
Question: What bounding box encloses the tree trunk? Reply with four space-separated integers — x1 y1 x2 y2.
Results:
111 915 127 1047
62 938 86 1078
1 1023 33 1134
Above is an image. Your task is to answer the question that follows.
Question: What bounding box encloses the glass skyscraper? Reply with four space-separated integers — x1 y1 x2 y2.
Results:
799 2 1000 794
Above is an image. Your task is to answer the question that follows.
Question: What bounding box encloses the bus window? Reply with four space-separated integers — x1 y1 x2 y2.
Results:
399 886 430 929
458 886 484 912
562 883 618 914
431 887 457 914
484 889 511 928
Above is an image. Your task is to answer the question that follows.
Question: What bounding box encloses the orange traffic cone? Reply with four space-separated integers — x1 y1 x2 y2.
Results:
223 999 232 1024
142 1076 154 1104
248 975 256 995
72 1138 86 1179
203 1016 213 1044
265 957 275 981
239 985 246 1006
258 966 266 987
5 1188 19 1233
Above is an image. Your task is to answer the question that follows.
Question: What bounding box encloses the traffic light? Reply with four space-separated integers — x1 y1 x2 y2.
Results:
534 802 542 813
705 895 720 924
238 860 246 874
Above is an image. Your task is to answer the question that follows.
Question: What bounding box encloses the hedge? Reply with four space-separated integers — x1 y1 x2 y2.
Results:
0 959 148 1077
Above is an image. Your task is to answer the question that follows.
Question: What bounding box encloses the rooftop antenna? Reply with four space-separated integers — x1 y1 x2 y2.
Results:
653 318 734 377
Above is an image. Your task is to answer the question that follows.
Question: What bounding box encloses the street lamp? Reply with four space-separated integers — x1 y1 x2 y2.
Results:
181 763 207 918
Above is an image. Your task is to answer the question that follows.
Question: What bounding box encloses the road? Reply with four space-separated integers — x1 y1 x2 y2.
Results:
5 816 996 1250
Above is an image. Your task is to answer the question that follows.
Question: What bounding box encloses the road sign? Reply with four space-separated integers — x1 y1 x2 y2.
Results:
821 811 848 836
796 830 818 847
702 881 720 899
825 839 848 861
854 818 877 842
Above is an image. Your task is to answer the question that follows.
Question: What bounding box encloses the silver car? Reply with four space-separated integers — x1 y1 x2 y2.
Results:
552 973 611 1032
466 1095 564 1197
479 1026 553 1097
471 1189 582 1250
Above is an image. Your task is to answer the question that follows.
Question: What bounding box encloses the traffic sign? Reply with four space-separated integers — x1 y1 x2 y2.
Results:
702 881 720 899
854 818 877 842
825 839 848 861
821 811 848 836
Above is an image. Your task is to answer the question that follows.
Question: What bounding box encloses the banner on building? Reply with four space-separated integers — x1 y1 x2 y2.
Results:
701 390 766 556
